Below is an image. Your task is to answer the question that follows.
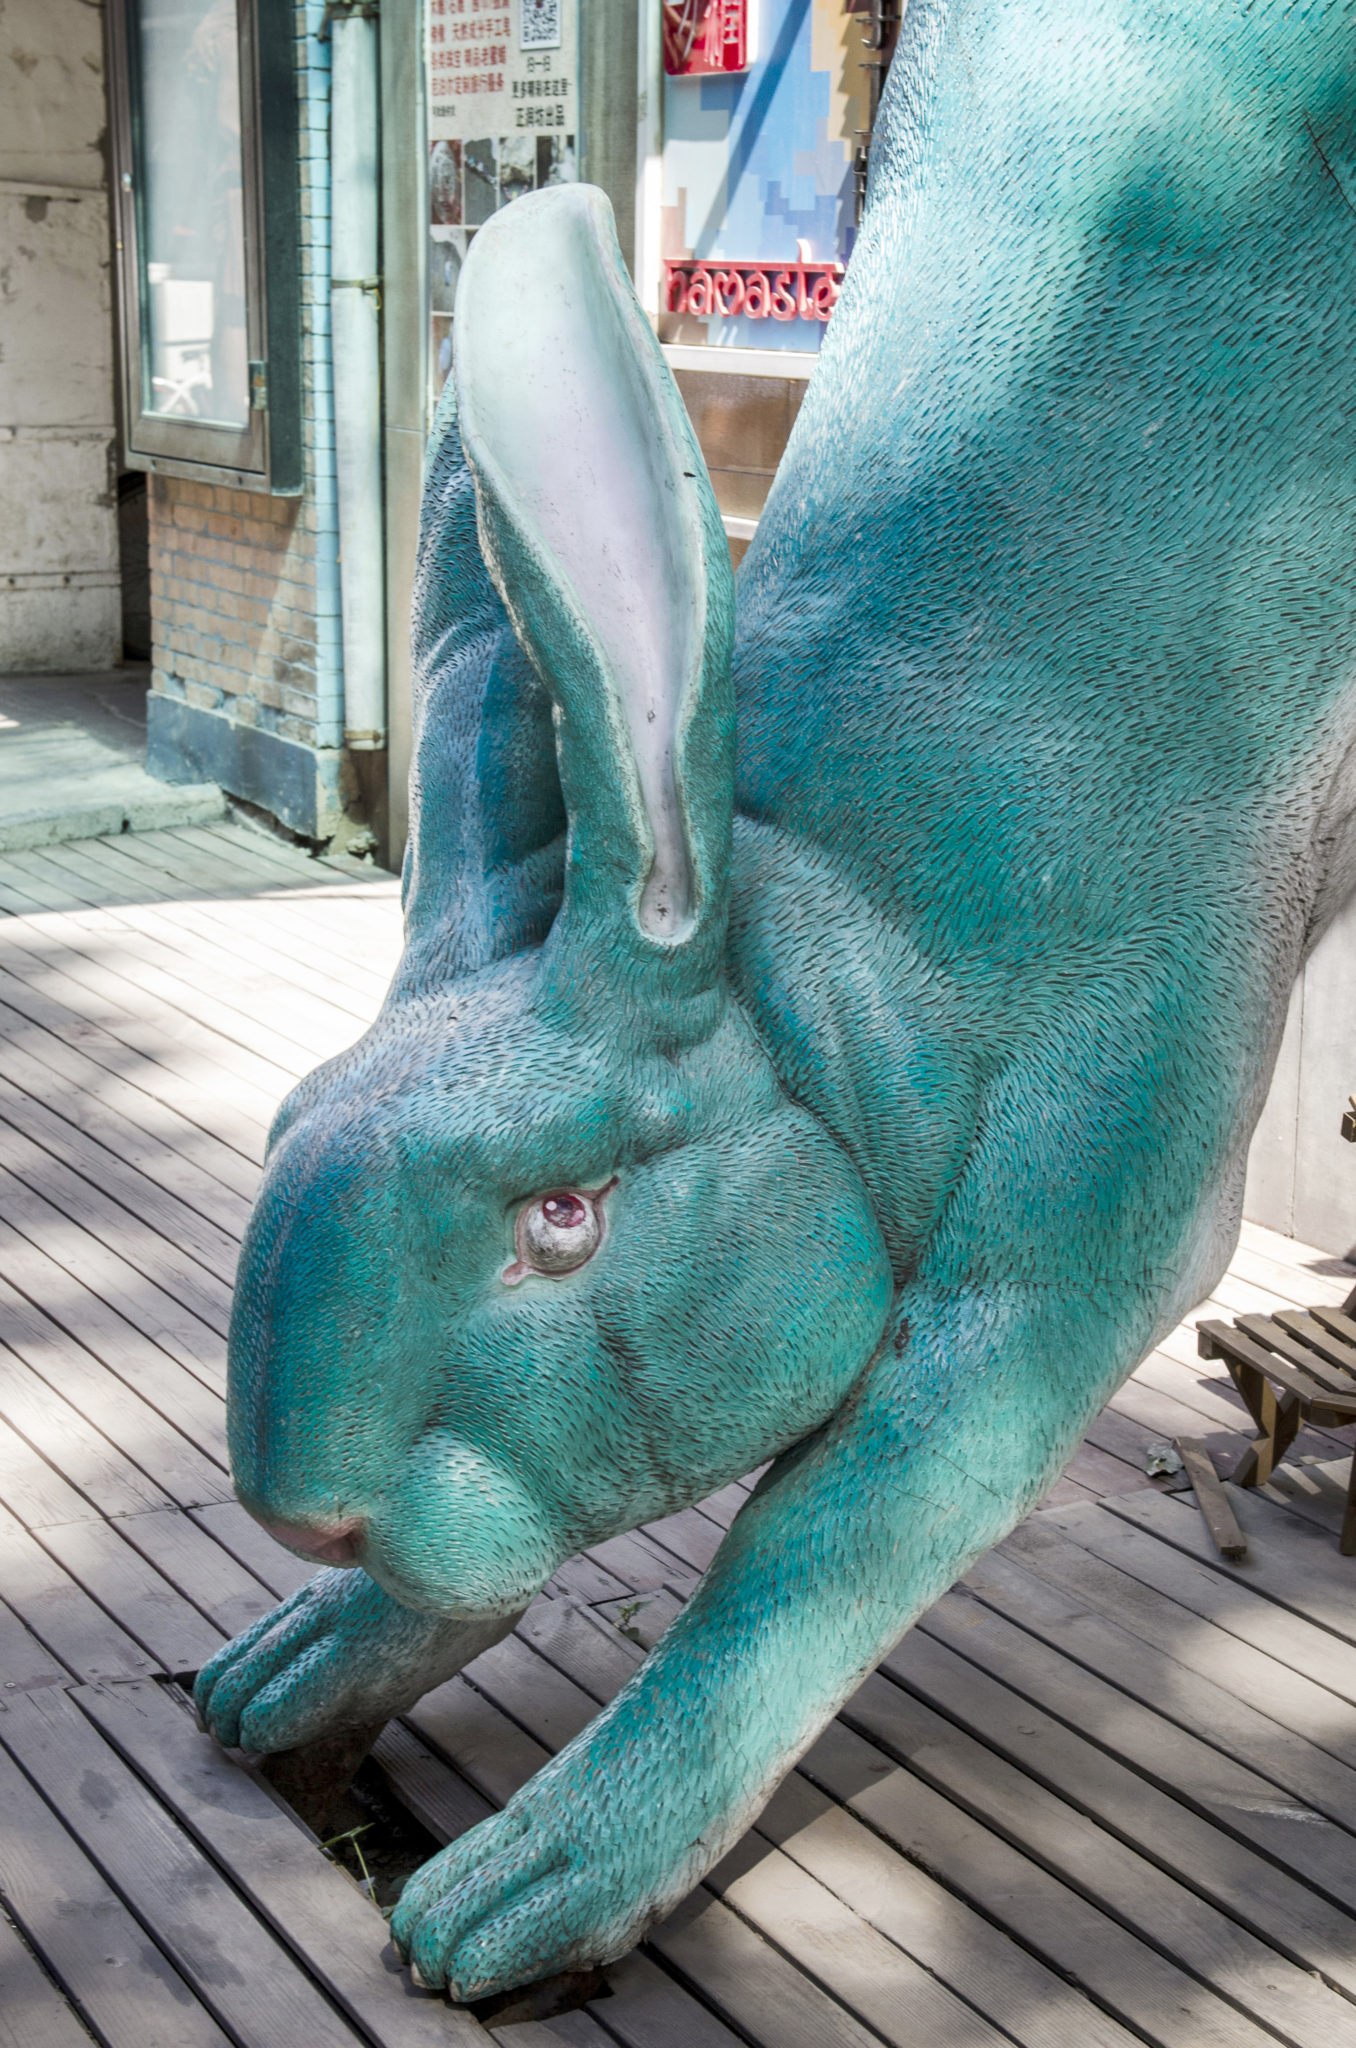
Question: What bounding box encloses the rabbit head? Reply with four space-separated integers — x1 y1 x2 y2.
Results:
227 186 893 1620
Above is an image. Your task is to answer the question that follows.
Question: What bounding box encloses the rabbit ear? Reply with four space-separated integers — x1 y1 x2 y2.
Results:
453 184 735 1009
401 372 566 992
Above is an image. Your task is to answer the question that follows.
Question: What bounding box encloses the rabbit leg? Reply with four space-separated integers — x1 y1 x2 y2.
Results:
386 1274 1142 2001
194 1566 521 1754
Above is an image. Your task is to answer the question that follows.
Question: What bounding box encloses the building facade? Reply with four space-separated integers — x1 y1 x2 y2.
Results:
1 0 1353 1257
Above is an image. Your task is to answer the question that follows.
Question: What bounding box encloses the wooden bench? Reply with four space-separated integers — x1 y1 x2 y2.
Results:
1197 1300 1356 1555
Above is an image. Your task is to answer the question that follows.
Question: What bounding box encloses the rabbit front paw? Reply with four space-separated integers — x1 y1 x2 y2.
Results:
194 1567 515 1753
389 1740 719 2000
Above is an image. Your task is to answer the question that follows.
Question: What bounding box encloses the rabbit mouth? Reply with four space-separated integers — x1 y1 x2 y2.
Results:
259 1515 364 1566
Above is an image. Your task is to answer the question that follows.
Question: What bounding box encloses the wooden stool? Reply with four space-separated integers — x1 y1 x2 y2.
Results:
1197 1302 1356 1554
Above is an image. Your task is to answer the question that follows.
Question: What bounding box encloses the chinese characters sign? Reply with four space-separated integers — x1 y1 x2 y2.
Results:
426 0 577 140
662 0 747 77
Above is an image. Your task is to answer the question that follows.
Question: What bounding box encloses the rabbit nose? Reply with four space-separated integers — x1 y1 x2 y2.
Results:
260 1516 364 1565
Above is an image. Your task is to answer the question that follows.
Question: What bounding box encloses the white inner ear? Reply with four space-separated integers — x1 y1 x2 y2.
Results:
456 189 703 940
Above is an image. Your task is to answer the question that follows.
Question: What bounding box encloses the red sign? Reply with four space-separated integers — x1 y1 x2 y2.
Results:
662 0 747 77
663 255 844 323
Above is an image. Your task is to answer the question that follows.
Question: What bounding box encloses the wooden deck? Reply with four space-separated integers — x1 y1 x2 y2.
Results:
2 819 1356 2048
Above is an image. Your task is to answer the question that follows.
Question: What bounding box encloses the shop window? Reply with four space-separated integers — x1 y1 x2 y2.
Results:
107 0 303 491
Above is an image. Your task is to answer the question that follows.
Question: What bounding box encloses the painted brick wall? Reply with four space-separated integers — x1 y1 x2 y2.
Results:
146 0 347 838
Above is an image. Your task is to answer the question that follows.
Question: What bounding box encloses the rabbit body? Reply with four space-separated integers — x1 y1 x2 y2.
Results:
198 0 1356 2002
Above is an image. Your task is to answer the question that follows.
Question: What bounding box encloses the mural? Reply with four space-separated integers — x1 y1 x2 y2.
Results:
660 0 870 350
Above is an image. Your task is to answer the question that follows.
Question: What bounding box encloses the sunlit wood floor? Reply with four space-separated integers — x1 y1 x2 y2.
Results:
1 819 1355 2048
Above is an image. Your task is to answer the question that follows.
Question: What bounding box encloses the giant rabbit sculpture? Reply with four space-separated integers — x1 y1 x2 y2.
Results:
197 0 1356 2000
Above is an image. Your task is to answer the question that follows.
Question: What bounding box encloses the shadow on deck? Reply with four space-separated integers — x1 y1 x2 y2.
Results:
1 821 1354 2048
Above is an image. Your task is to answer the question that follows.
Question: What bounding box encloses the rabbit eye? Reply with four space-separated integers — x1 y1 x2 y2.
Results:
514 1188 603 1277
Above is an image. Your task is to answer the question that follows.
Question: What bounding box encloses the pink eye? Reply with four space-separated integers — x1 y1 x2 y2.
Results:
505 1182 613 1283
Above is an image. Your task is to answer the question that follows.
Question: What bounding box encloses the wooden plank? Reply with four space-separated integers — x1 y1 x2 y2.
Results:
581 1527 700 1598
578 1950 744 2048
461 1597 1155 2048
1028 1498 1356 1708
104 1505 277 1645
91 831 398 994
1309 1302 1356 1349
492 2016 612 2047
1227 1241 1356 1309
86 887 386 1031
754 1766 1139 2048
1059 1436 1149 1499
808 1703 1341 2048
1002 1514 1356 1759
0 897 342 1081
959 1542 1356 1832
0 858 84 917
0 1741 234 2048
915 1584 1356 1913
0 1174 228 1385
1106 1483 1356 1646
372 1718 496 1845
0 1337 190 1522
407 1673 553 1809
0 984 265 1180
1274 1309 1356 1379
886 1614 1356 2001
45 897 367 1068
0 955 282 1163
1233 1314 1356 1399
703 1830 1011 2048
0 1115 236 1311
0 1074 242 1273
77 1679 484 2048
0 1269 230 1494
0 1498 154 1681
462 1628 597 1752
169 891 392 1010
0 1027 255 1227
543 1549 634 1605
495 1586 1287 2048
1236 1221 1354 1286
1176 1438 1248 1555
0 1594 74 1693
1107 1370 1250 1458
518 1593 652 1697
651 1887 888 2048
0 1905 96 2048
1132 1345 1351 1458
0 1406 101 1531
34 1515 229 1675
1250 1455 1354 1541
190 1498 316 1601
639 1506 725 1574
0 923 301 1106
0 1685 368 2047
1197 1320 1332 1406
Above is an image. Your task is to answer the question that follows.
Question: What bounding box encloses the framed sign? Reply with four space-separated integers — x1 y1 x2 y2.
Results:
425 0 578 408
107 0 302 492
662 0 747 77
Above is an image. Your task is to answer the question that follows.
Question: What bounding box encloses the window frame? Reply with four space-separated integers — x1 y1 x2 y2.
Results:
106 0 303 494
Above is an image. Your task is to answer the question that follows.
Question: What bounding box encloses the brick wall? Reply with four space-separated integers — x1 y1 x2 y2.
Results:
148 480 318 745
145 0 349 842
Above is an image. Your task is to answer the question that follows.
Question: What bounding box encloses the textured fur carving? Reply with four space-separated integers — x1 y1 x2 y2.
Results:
197 0 1356 2000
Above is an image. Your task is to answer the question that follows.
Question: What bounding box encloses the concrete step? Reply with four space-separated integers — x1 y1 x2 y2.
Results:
0 670 225 854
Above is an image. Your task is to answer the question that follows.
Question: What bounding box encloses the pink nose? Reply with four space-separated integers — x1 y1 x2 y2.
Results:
260 1517 363 1565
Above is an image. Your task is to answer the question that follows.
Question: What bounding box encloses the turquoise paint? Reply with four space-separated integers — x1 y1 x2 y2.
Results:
199 0 1356 2001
